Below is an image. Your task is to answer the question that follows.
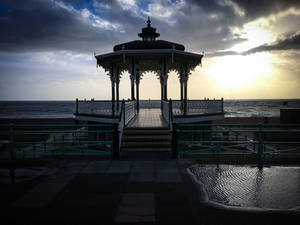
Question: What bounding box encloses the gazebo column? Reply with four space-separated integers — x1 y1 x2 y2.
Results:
183 65 189 115
130 75 135 100
160 77 164 109
164 82 168 100
183 80 188 115
130 59 136 100
116 68 120 111
136 73 140 111
110 65 116 116
180 77 184 111
162 58 168 100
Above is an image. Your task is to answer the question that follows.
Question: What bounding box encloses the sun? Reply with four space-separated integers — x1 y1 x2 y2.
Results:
208 53 273 90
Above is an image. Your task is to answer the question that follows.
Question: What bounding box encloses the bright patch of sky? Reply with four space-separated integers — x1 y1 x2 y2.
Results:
0 0 300 100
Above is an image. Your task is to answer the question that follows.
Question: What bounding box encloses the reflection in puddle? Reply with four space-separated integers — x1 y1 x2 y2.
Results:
190 165 300 210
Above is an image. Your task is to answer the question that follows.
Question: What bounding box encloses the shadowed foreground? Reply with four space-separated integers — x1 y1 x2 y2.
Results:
1 156 299 225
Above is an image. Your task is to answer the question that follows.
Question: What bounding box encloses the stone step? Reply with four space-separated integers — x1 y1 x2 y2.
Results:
123 129 170 135
121 147 171 152
122 135 171 142
122 141 171 148
121 127 172 152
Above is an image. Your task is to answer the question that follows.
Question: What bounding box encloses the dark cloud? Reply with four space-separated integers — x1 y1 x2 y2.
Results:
187 0 300 21
245 31 300 54
235 0 300 20
0 0 121 53
0 0 299 55
206 50 240 57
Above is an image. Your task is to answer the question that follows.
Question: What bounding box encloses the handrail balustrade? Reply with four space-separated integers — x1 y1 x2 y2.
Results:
0 123 119 160
171 123 300 163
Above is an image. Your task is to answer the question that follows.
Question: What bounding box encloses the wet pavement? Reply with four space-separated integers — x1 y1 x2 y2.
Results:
1 158 299 225
190 164 300 210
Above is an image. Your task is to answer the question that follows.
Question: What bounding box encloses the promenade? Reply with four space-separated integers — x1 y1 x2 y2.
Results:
2 157 204 225
1 155 299 225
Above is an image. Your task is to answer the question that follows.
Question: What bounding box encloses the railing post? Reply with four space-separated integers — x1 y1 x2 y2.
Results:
257 124 263 168
221 97 224 113
123 99 125 127
76 98 78 114
172 123 178 158
9 123 15 160
184 99 187 115
112 123 120 160
169 99 172 126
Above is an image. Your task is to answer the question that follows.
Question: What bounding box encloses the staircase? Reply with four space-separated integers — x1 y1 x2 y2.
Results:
121 127 171 152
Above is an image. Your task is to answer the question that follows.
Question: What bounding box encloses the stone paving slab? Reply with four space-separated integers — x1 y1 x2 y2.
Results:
81 160 110 173
12 165 84 208
157 172 182 182
129 171 155 182
115 193 155 223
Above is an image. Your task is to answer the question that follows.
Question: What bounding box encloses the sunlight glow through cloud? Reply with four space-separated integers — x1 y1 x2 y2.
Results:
0 0 300 100
208 53 274 90
229 20 275 52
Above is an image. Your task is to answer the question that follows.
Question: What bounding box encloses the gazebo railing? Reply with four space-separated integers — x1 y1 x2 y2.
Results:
75 99 123 116
162 100 170 124
139 100 161 109
124 101 136 124
172 99 223 115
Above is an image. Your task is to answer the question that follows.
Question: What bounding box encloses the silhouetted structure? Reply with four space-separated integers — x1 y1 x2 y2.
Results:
95 17 203 113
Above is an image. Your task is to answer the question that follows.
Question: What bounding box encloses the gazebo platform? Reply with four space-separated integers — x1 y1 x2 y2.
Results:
127 109 168 128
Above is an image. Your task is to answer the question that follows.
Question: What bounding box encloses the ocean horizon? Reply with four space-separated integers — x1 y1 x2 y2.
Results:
0 99 300 119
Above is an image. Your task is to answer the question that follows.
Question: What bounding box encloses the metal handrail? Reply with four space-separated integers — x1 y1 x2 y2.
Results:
0 123 119 160
171 123 300 161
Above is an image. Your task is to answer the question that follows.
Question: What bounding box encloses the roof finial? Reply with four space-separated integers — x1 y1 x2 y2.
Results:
147 16 151 27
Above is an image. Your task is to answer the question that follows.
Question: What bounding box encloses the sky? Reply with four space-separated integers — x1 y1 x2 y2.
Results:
0 0 300 100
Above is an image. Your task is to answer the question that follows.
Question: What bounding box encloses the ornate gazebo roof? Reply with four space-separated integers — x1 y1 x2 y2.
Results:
114 17 184 51
95 18 203 75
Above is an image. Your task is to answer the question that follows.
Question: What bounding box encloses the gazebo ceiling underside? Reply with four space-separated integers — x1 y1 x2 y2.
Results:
96 49 203 76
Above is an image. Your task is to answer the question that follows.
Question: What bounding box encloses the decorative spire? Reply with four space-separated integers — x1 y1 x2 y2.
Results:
147 16 151 27
138 17 160 41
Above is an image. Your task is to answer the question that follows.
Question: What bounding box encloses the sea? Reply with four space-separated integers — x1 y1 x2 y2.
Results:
0 99 299 119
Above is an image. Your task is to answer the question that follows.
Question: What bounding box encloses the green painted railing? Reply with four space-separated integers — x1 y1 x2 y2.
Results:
171 123 300 161
0 123 121 160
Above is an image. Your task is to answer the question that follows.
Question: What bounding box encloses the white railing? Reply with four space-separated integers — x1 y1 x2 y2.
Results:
139 100 161 108
76 99 223 117
162 100 170 124
76 100 122 116
118 100 136 149
172 99 223 115
124 101 136 125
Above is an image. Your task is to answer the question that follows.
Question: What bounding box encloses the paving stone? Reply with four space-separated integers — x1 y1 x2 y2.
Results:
12 166 82 208
81 161 109 173
115 193 155 223
129 172 155 182
131 166 154 173
132 160 154 167
106 166 130 173
157 171 182 182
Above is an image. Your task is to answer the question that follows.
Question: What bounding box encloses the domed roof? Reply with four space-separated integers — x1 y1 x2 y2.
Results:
113 17 185 52
113 40 185 51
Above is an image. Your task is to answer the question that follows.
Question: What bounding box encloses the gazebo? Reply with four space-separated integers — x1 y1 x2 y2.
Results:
75 18 224 124
95 17 203 113
74 18 224 159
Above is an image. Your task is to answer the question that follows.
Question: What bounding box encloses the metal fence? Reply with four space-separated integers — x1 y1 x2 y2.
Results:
0 123 121 160
124 101 136 124
171 123 300 162
172 99 223 115
76 100 122 116
139 100 161 109
162 100 171 125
